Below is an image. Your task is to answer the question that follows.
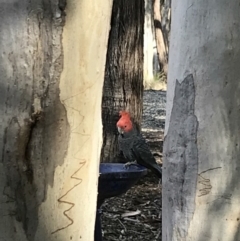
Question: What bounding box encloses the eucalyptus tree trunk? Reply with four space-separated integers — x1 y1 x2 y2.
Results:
144 0 155 85
163 1 240 241
153 0 168 74
0 1 112 241
159 0 171 55
101 0 144 163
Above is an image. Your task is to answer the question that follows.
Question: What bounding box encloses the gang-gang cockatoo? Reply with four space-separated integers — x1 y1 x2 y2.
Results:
116 110 162 178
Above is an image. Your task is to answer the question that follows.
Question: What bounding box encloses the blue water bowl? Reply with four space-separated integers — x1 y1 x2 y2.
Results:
95 163 148 241
98 163 148 205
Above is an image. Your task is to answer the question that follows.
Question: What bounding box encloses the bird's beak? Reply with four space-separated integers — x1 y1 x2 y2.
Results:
117 126 124 134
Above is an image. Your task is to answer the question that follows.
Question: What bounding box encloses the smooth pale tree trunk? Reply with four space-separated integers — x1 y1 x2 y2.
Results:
0 1 112 241
101 0 144 163
144 0 155 85
163 1 240 241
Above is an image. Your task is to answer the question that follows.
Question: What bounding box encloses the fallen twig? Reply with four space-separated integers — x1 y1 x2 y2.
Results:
121 210 141 218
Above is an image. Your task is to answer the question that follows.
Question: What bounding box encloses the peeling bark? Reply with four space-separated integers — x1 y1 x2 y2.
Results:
0 1 69 240
163 74 198 240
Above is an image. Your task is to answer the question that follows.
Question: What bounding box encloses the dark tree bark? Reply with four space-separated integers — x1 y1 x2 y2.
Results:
101 0 144 163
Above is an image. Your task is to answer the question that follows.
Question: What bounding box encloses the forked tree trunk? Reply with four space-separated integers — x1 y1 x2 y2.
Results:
101 0 144 163
163 1 240 241
0 1 112 240
153 0 168 74
159 0 171 55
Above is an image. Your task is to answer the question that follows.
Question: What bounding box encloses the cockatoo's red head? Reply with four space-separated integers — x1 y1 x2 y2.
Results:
116 110 133 134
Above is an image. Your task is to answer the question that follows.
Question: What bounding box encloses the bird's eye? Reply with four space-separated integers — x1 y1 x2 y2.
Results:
124 125 127 128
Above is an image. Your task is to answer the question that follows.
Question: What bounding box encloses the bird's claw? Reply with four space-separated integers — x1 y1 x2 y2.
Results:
124 161 137 169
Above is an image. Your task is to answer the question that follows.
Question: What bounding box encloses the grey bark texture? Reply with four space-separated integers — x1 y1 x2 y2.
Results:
101 0 144 163
0 1 68 240
163 74 198 240
163 1 240 241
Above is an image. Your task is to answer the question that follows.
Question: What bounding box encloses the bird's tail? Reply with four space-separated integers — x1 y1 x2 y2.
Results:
151 163 162 178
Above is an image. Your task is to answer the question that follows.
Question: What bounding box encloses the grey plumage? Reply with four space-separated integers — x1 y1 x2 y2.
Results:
118 128 162 178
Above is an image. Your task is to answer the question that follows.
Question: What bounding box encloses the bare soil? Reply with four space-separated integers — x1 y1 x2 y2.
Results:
101 90 166 241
